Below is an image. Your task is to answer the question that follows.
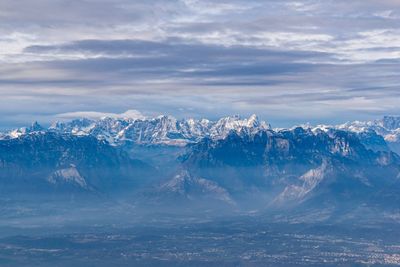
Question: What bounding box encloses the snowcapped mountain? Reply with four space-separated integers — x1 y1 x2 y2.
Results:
1 114 271 146
5 114 399 155
179 126 400 209
1 113 400 212
337 116 400 154
2 115 400 154
7 121 45 139
182 126 396 168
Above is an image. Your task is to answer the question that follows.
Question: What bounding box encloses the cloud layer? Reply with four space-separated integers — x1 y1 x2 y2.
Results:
0 0 400 128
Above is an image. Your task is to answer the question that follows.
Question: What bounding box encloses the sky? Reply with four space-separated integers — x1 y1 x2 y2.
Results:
1 0 400 128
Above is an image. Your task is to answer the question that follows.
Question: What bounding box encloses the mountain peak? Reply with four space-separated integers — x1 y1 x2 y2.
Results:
247 114 259 126
381 116 400 130
30 121 44 131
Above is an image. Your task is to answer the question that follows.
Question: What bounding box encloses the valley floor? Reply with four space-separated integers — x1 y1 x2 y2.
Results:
0 214 399 267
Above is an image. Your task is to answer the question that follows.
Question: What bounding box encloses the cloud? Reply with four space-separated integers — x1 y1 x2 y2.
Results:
56 110 146 120
0 0 400 128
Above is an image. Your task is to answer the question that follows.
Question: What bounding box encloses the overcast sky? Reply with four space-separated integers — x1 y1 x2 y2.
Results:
1 0 400 128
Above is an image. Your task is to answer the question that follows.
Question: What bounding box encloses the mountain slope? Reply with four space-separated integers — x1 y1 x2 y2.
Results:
157 170 235 206
179 127 400 210
1 114 400 214
0 132 152 194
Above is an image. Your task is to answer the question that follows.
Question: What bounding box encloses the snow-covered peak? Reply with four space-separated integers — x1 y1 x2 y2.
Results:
380 116 400 130
210 114 270 139
8 121 45 138
336 116 400 154
215 114 261 128
338 117 400 136
0 113 270 146
7 114 400 151
285 123 333 135
30 121 44 131
338 116 400 134
337 120 373 133
312 124 333 133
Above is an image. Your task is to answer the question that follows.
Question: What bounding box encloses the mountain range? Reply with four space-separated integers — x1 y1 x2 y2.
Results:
2 114 270 146
3 114 399 151
1 114 400 214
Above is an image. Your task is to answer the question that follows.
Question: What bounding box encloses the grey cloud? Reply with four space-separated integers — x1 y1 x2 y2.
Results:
0 0 181 27
20 40 326 86
25 39 326 59
0 0 400 128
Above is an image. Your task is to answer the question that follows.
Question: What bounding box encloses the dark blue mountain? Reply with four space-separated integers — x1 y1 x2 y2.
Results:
1 116 400 214
177 127 400 210
0 132 153 195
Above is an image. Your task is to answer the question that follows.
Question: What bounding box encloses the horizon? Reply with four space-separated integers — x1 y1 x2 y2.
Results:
2 110 400 131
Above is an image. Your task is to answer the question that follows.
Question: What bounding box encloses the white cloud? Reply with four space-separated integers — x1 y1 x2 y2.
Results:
0 0 400 127
285 2 317 12
56 110 146 120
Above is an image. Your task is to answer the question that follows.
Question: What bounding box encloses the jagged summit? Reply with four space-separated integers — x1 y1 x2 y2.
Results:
1 113 271 146
337 116 400 154
380 115 400 130
0 113 400 212
1 114 399 155
7 121 45 138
